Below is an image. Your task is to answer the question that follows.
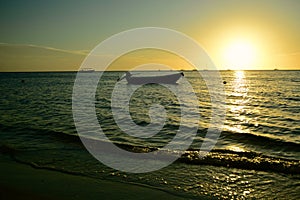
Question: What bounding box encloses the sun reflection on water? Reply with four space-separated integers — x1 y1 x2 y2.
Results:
227 145 245 152
226 71 250 133
232 70 248 100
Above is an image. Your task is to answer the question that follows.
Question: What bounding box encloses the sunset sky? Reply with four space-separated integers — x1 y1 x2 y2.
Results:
0 0 299 71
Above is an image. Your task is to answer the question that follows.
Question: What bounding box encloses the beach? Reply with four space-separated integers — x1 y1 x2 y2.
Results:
0 155 186 200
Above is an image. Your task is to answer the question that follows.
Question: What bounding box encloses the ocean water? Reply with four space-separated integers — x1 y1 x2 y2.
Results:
0 70 299 199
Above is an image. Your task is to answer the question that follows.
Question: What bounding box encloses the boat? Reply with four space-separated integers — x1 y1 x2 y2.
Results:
118 72 184 84
79 68 95 73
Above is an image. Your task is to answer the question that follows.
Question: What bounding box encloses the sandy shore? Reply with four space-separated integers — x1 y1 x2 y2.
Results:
0 155 187 200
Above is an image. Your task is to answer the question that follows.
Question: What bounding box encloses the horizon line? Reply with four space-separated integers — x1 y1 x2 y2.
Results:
1 69 300 73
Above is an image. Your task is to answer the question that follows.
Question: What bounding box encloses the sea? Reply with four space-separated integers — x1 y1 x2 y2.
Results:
0 70 299 199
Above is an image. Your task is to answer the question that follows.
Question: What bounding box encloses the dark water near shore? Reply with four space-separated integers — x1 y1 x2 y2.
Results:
0 71 299 199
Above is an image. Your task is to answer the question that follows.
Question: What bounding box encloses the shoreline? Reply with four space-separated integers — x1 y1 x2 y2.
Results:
0 155 187 200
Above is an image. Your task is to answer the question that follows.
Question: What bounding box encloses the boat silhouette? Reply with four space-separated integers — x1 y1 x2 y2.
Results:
79 68 95 72
118 72 184 84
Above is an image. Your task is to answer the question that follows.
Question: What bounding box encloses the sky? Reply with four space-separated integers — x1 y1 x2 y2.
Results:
0 0 299 71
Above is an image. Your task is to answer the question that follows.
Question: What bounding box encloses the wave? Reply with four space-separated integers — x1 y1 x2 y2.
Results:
286 97 300 101
1 124 299 175
219 130 300 152
179 149 300 175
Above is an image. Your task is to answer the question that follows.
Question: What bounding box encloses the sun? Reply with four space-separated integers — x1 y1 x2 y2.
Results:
223 39 257 70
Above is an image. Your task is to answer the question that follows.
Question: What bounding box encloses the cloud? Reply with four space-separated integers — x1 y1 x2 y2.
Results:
0 43 89 56
0 43 88 71
0 43 198 71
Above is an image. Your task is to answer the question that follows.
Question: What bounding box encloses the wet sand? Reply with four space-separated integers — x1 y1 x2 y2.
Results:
0 155 187 200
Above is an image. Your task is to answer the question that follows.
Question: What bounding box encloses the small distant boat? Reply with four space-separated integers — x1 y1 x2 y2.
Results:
118 72 184 84
79 68 95 73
